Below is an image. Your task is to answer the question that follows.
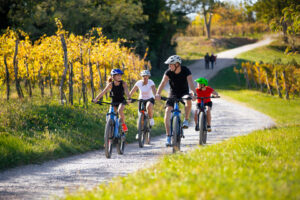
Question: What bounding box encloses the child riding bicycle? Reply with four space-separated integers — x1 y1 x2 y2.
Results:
93 69 131 132
129 70 157 139
194 77 219 132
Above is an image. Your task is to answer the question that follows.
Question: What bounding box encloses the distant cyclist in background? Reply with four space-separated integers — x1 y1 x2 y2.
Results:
130 70 156 136
155 55 197 146
93 69 131 132
194 77 219 132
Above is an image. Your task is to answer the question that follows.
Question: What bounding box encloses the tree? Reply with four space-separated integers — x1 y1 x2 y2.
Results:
254 0 299 44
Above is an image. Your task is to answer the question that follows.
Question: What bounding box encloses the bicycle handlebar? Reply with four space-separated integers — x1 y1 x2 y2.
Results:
92 100 125 106
197 96 220 99
160 96 192 101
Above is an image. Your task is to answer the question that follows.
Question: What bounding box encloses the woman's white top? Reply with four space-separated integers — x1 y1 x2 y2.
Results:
134 79 155 100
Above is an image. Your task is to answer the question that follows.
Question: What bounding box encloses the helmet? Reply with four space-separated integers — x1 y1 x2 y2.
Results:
164 55 182 65
110 68 124 76
195 77 208 86
140 70 151 76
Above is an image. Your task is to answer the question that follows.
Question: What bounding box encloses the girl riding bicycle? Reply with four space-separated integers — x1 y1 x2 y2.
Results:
129 70 156 131
194 77 219 132
93 69 130 132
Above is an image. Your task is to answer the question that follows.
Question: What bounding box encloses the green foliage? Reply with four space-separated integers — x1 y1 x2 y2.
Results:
0 96 166 170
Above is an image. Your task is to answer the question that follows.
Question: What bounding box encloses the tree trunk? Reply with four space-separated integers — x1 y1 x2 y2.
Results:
88 48 95 99
203 8 213 39
274 70 282 98
4 55 10 100
282 70 289 100
80 47 87 104
250 68 258 89
264 71 274 96
59 34 69 105
38 66 44 97
13 40 24 99
243 67 250 89
69 62 74 105
281 20 288 44
96 62 103 90
25 59 32 97
48 73 52 97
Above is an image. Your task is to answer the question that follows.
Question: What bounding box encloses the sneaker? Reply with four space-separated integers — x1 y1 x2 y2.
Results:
195 124 199 131
182 120 189 129
165 135 171 147
135 134 139 140
207 125 212 132
149 118 155 126
122 123 128 132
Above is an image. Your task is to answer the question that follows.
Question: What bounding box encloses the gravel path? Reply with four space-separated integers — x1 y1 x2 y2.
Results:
0 37 275 200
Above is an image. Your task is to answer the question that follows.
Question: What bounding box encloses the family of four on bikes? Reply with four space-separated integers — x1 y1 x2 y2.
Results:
92 55 219 155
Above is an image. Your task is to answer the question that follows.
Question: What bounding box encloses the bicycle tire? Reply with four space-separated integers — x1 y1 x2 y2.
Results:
203 114 208 144
104 119 114 158
145 120 151 144
117 119 125 154
199 112 205 145
172 116 181 153
137 113 145 148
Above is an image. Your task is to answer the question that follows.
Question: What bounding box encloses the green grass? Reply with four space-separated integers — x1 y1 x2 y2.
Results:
0 88 166 170
65 126 300 200
176 36 258 61
64 39 300 200
237 40 300 64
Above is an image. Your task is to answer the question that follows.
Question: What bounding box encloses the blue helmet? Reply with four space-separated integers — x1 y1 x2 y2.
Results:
110 68 124 76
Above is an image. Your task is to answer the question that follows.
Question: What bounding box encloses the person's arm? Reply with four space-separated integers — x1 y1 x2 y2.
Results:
129 85 138 98
187 75 196 95
93 83 112 102
156 74 169 98
123 81 131 99
212 90 219 97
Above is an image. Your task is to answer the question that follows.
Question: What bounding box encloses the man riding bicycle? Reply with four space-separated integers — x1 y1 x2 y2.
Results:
155 55 197 146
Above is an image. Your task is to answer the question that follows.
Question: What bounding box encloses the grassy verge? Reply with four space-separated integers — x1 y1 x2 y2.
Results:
0 88 166 170
64 41 300 199
176 36 259 61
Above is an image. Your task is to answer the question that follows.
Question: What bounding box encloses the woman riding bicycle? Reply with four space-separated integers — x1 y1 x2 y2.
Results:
93 69 131 132
130 70 156 137
194 77 219 132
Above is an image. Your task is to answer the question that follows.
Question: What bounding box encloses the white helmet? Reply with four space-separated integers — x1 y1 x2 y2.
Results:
164 55 182 65
140 70 151 76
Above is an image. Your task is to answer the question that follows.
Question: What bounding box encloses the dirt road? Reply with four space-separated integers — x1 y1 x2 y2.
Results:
0 37 275 200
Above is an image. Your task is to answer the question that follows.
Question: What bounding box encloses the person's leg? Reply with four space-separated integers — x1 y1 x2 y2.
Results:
184 100 192 121
146 101 153 119
146 101 155 126
118 104 125 124
164 106 173 136
118 104 128 132
206 107 211 126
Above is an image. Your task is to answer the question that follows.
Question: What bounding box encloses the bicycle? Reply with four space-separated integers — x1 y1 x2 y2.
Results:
131 98 152 148
196 96 220 145
161 95 192 153
94 101 126 158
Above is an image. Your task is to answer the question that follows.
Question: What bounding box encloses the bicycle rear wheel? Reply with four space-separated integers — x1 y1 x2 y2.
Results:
172 116 181 153
199 112 205 145
137 113 145 148
104 119 114 158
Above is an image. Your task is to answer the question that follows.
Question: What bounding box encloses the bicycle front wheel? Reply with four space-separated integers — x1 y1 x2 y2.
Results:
137 113 145 148
199 112 205 145
172 116 181 153
104 119 114 158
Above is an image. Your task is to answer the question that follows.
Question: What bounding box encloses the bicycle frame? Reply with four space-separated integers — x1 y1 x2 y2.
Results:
106 105 121 138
